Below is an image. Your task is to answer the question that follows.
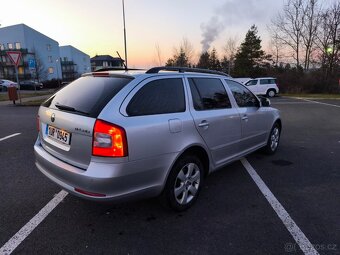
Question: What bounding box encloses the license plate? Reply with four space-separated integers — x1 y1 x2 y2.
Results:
47 125 71 145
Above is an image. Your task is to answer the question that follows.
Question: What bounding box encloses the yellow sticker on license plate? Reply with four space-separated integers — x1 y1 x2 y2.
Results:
47 125 71 145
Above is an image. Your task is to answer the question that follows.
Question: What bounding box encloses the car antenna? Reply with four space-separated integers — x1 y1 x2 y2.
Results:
116 51 127 71
122 0 128 71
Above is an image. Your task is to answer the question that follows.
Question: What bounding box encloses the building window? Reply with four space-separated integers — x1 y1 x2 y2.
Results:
8 43 13 49
48 56 53 63
15 42 21 49
103 61 108 67
46 44 52 51
48 67 54 74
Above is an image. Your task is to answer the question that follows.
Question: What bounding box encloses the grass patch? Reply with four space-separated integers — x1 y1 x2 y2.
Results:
0 91 53 101
281 93 340 99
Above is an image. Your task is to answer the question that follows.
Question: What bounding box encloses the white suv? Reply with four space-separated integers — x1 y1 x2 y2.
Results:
244 77 279 97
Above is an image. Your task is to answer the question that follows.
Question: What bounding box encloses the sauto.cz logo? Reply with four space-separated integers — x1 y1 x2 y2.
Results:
51 113 55 122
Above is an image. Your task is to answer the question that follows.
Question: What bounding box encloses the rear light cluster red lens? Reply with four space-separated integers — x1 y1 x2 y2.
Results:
92 119 128 157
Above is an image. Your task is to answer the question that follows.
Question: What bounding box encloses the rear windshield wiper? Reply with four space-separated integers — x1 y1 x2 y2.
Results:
55 104 90 116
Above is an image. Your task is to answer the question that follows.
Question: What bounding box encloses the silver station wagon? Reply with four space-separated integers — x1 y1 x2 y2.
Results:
34 67 282 211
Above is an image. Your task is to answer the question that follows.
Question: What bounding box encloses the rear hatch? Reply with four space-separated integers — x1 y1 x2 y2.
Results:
38 75 132 169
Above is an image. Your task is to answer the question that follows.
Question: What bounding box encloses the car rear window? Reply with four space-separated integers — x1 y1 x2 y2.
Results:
42 76 133 117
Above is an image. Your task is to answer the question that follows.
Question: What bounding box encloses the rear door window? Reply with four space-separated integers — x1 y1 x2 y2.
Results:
126 78 185 116
260 79 269 85
188 78 231 110
43 76 132 117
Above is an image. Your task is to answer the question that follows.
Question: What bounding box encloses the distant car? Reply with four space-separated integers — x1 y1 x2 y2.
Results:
34 66 282 211
244 77 279 97
20 80 43 90
0 79 19 91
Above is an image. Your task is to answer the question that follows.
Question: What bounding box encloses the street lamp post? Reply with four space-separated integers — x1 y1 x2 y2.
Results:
56 58 61 88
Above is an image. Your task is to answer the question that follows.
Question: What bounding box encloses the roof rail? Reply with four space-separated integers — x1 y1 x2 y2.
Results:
146 66 231 77
93 67 144 72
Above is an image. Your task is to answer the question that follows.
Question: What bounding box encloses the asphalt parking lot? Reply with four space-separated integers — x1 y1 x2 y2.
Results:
0 97 339 255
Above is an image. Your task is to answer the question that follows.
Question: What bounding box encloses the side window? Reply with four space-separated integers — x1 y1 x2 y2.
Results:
188 78 231 110
270 79 276 84
245 79 258 86
260 79 269 85
226 80 259 108
127 78 185 116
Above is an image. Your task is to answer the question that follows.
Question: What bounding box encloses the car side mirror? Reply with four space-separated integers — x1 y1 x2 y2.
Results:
260 97 271 107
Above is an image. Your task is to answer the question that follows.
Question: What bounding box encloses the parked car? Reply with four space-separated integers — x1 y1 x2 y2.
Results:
243 77 279 97
20 80 43 90
34 67 282 211
0 79 18 91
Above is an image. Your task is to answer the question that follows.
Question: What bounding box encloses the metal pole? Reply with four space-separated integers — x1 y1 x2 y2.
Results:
122 0 128 70
56 59 60 88
15 66 22 104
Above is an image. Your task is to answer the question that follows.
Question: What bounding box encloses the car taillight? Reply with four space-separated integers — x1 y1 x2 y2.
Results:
92 119 128 157
37 115 40 132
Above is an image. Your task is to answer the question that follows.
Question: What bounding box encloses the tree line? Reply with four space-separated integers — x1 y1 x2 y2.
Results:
164 0 340 93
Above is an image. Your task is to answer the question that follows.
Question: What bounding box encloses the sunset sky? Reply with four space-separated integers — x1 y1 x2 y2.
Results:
0 0 315 67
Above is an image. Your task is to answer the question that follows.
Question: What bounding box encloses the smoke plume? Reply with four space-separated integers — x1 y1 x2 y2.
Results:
200 16 224 53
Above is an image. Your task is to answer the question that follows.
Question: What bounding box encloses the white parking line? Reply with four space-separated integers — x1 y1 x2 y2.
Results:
0 133 21 142
241 158 319 255
298 98 340 108
0 190 68 254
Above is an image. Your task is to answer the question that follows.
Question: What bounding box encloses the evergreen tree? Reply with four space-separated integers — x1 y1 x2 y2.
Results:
234 25 270 76
197 51 211 69
165 47 190 67
209 48 222 71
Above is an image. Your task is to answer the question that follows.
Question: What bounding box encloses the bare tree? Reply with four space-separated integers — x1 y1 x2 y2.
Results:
270 0 306 68
267 31 285 67
154 43 163 66
315 2 340 77
223 36 238 74
173 38 195 65
301 0 321 70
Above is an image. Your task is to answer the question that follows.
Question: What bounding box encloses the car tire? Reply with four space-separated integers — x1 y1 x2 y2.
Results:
263 122 281 154
267 89 276 98
160 155 204 211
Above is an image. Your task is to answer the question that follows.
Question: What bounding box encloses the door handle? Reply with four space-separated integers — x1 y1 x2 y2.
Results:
198 121 209 128
241 115 248 121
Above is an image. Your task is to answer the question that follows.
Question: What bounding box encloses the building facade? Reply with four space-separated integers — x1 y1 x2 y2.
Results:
90 55 124 71
59 45 91 81
0 24 62 81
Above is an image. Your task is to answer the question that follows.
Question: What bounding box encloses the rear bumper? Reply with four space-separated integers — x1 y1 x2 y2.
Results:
34 137 175 201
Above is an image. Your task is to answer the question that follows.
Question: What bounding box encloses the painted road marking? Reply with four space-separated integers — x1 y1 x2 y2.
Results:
271 102 315 105
297 98 340 108
241 158 319 255
0 190 68 254
0 133 21 142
